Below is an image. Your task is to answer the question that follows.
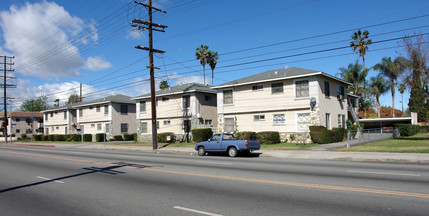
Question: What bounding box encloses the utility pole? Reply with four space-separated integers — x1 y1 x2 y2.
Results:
1 56 16 143
132 0 167 150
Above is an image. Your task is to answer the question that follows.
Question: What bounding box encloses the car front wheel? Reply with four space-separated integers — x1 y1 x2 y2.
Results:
198 146 206 156
228 147 238 157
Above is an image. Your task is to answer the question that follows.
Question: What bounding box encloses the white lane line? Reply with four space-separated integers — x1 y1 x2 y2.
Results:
37 176 65 183
347 170 421 177
174 206 223 216
196 161 233 166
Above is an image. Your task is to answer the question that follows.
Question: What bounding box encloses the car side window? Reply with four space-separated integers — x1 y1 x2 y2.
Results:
211 134 221 141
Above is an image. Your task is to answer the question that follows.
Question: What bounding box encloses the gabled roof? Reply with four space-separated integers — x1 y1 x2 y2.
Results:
132 83 216 100
212 67 351 89
41 102 85 112
72 94 135 108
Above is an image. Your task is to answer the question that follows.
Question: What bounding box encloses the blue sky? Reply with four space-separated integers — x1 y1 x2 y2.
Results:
1 0 428 111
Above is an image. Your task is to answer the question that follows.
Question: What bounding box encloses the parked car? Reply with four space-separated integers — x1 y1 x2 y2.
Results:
195 133 260 157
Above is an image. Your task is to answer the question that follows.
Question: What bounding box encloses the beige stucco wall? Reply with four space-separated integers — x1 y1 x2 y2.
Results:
195 92 217 126
111 103 136 135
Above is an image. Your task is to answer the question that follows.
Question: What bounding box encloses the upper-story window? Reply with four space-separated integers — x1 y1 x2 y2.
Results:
324 81 330 97
140 101 146 113
161 97 169 102
63 111 67 120
223 89 233 105
96 106 100 112
15 118 20 122
205 95 212 101
252 85 263 91
337 85 345 99
104 105 109 115
50 112 53 117
296 80 309 98
79 108 83 117
120 105 128 115
271 83 283 94
182 95 190 109
254 115 265 121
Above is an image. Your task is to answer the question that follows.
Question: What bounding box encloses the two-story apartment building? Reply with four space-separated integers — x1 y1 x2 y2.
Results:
0 112 43 137
73 94 136 139
213 67 352 142
42 105 79 135
132 83 217 142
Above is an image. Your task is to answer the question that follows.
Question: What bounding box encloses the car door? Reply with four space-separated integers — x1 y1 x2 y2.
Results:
206 134 221 151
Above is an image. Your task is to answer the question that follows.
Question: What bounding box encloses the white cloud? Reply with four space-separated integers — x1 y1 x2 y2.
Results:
84 56 112 71
126 28 146 40
0 1 100 79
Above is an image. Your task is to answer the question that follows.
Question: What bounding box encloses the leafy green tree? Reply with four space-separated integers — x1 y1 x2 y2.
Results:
351 30 372 118
67 94 81 105
195 45 209 85
159 80 169 90
20 96 50 112
207 50 219 86
338 61 368 95
369 75 390 118
373 57 406 117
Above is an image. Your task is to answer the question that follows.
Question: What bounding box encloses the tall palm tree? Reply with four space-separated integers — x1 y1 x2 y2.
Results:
338 61 368 96
195 45 209 85
373 57 406 117
369 75 390 118
159 80 169 90
207 51 219 86
351 29 372 118
398 83 406 114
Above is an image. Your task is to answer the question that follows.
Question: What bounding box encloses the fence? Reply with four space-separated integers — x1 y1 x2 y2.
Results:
346 127 398 148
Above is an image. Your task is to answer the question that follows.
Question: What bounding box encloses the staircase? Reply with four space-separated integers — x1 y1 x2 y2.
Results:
348 106 362 137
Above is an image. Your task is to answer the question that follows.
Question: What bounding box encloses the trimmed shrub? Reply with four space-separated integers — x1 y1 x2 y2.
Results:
72 134 82 142
309 126 332 144
332 128 347 142
48 135 55 141
33 134 42 141
42 135 49 141
256 131 280 144
192 128 213 142
64 134 73 141
235 131 257 140
396 124 421 136
420 126 429 133
132 133 137 142
54 134 66 141
83 134 92 142
96 133 106 142
123 133 135 141
158 132 175 143
113 135 124 141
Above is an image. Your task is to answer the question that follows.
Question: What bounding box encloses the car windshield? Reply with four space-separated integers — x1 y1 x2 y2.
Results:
222 134 234 140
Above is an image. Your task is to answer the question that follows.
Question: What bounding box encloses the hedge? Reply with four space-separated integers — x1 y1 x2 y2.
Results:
192 128 213 142
123 133 135 141
113 135 124 141
96 133 106 142
157 132 175 143
83 134 92 142
235 131 257 140
256 131 280 144
420 126 429 133
331 127 347 142
395 124 421 136
132 133 137 142
309 126 332 144
48 134 55 141
33 134 42 141
42 135 49 141
54 134 66 141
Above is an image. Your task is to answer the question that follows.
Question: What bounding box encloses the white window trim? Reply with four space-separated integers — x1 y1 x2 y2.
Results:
253 114 266 121
296 112 311 132
293 78 310 100
222 88 234 106
273 113 286 126
181 94 191 110
252 84 264 91
139 100 147 113
140 121 148 134
224 117 235 132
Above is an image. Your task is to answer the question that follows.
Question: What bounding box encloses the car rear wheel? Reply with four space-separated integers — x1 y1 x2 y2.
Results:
198 146 206 156
228 147 238 157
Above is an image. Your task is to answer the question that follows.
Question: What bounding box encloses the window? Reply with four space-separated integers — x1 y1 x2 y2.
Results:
324 81 330 97
45 114 48 121
254 115 265 121
65 127 68 134
26 129 32 134
224 117 235 132
337 85 345 99
157 121 160 129
211 134 221 141
140 122 147 133
338 114 345 128
273 114 285 125
271 83 283 94
56 126 59 130
89 106 93 110
296 80 309 98
90 124 95 128
182 95 190 109
79 108 83 117
16 129 20 133
223 89 233 105
326 113 331 130
15 118 20 122
52 127 54 132
140 101 146 113
97 124 101 131
64 111 67 120
297 113 311 131
120 105 128 115
252 85 263 91
161 97 169 102
121 123 128 133
163 120 171 125
205 95 212 101
105 124 110 133
50 113 53 117
96 106 100 112
104 105 109 115
205 119 212 126
38 118 43 123
26 118 31 125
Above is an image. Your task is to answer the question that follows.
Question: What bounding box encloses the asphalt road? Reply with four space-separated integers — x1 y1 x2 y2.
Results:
1 145 428 216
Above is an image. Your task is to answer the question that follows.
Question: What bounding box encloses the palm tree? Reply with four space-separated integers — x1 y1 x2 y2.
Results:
351 29 372 118
373 57 406 117
159 80 169 90
338 61 368 96
398 83 406 114
207 51 219 86
369 75 390 118
195 45 209 85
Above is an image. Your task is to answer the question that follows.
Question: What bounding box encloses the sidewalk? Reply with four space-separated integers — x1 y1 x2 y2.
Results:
3 141 429 164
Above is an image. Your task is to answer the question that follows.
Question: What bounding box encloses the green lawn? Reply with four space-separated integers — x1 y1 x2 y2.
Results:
261 142 318 150
337 133 429 153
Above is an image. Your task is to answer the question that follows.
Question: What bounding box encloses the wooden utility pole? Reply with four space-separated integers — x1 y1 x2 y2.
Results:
132 0 167 150
1 56 16 143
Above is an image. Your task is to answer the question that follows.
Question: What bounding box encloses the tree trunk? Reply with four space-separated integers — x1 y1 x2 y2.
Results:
363 57 366 119
391 82 395 118
203 65 206 86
